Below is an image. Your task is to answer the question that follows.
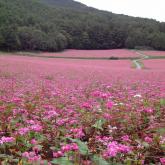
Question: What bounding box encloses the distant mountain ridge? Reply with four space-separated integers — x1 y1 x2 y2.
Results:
0 0 165 51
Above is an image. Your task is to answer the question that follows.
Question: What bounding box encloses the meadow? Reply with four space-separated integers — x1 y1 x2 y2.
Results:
0 50 165 165
140 51 165 57
41 49 139 58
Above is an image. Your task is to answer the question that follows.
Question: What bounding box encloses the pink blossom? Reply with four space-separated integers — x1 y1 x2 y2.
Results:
13 109 28 116
69 119 78 125
71 143 79 151
106 101 114 109
160 136 165 144
22 151 41 163
11 97 22 103
96 136 113 145
82 102 92 109
160 158 165 165
121 135 131 142
56 118 68 126
70 128 85 138
0 136 15 144
92 91 101 97
61 143 78 153
118 144 131 153
31 139 37 145
53 151 64 158
30 125 42 132
61 145 71 152
104 141 119 157
144 108 154 113
44 110 59 120
18 127 30 135
144 137 153 143
26 120 35 125
103 113 112 120
32 146 42 153
103 141 131 158
101 93 109 99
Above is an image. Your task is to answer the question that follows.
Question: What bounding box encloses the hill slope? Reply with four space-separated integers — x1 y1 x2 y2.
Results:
40 0 88 9
0 0 165 51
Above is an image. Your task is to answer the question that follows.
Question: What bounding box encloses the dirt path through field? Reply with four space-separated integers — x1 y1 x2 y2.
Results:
132 51 149 69
132 60 142 69
135 51 149 59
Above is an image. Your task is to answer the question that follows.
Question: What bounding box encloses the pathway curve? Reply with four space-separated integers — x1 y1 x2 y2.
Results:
132 51 149 69
133 60 142 69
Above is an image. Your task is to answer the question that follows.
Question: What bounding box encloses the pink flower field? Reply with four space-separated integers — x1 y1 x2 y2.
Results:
141 50 165 57
144 59 165 70
0 54 165 165
41 49 139 58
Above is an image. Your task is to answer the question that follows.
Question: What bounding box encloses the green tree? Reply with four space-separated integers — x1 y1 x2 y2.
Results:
150 32 165 50
18 26 47 50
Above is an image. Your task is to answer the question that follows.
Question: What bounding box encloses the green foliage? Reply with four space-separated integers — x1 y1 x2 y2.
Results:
68 138 89 155
92 119 106 131
156 128 165 135
18 26 47 51
160 99 165 106
92 155 109 165
150 32 165 50
0 0 165 51
51 157 73 165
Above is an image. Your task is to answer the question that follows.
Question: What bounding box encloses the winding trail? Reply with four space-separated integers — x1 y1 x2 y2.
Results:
132 51 149 69
133 60 142 69
135 51 149 59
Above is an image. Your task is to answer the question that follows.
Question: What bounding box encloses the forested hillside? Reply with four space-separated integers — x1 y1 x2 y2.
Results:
0 0 165 52
40 0 88 9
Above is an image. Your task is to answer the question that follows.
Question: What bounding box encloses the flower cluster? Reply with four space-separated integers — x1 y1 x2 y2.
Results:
0 136 15 144
103 141 131 158
53 143 78 158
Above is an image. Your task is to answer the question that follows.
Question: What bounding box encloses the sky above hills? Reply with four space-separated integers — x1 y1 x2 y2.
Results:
75 0 164 22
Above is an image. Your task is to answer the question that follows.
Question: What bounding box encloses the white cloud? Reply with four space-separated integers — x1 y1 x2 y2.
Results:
75 0 165 22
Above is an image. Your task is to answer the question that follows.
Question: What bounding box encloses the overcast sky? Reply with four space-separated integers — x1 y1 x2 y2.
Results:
75 0 165 22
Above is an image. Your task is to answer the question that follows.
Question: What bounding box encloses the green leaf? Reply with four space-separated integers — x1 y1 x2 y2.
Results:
142 142 150 148
92 155 109 165
68 138 89 155
125 158 132 165
11 159 19 163
92 119 106 131
160 99 165 106
161 144 165 150
51 157 73 165
156 128 165 135
42 160 49 165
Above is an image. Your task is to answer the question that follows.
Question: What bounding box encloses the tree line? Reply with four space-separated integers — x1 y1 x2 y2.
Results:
0 0 165 52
